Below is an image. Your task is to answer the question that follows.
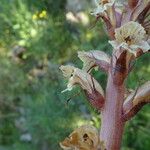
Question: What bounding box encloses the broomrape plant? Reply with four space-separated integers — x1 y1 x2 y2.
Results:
59 0 150 150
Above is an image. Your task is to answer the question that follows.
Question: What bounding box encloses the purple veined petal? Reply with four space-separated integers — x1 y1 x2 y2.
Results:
60 65 104 96
109 21 148 56
78 50 110 72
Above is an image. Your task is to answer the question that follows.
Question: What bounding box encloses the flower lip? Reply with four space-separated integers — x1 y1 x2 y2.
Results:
109 21 150 55
115 21 146 44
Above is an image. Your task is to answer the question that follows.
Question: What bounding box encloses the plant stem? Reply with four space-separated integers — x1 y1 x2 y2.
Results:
100 73 125 150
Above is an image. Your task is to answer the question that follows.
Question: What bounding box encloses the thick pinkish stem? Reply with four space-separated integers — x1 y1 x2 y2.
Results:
100 73 125 150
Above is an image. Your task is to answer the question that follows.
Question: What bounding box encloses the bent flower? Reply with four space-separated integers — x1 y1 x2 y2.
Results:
78 50 110 72
59 65 104 96
91 0 115 16
109 21 150 55
59 65 75 78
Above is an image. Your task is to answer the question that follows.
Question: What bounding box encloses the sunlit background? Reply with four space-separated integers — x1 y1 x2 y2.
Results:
0 0 150 150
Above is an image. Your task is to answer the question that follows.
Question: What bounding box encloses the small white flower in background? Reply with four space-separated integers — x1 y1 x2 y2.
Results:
78 51 110 72
91 0 115 16
59 65 104 95
20 133 32 142
109 21 150 55
66 12 89 26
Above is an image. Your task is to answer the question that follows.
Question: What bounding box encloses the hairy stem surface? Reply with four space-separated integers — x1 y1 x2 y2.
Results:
100 73 125 150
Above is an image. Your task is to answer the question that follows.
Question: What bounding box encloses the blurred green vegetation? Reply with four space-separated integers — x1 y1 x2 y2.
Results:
0 0 149 150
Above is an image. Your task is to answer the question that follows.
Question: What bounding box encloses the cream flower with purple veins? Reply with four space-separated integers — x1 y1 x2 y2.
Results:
78 51 110 72
59 65 104 96
91 0 115 16
109 21 150 55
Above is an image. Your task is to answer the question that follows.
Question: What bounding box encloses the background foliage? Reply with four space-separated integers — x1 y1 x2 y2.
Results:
0 0 149 150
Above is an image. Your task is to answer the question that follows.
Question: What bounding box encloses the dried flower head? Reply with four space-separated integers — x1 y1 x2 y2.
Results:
59 65 104 96
59 125 99 150
109 21 150 55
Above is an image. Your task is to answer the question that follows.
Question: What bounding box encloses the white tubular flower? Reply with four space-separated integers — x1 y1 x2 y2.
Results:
109 21 150 55
91 0 115 16
78 51 110 72
59 65 104 96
